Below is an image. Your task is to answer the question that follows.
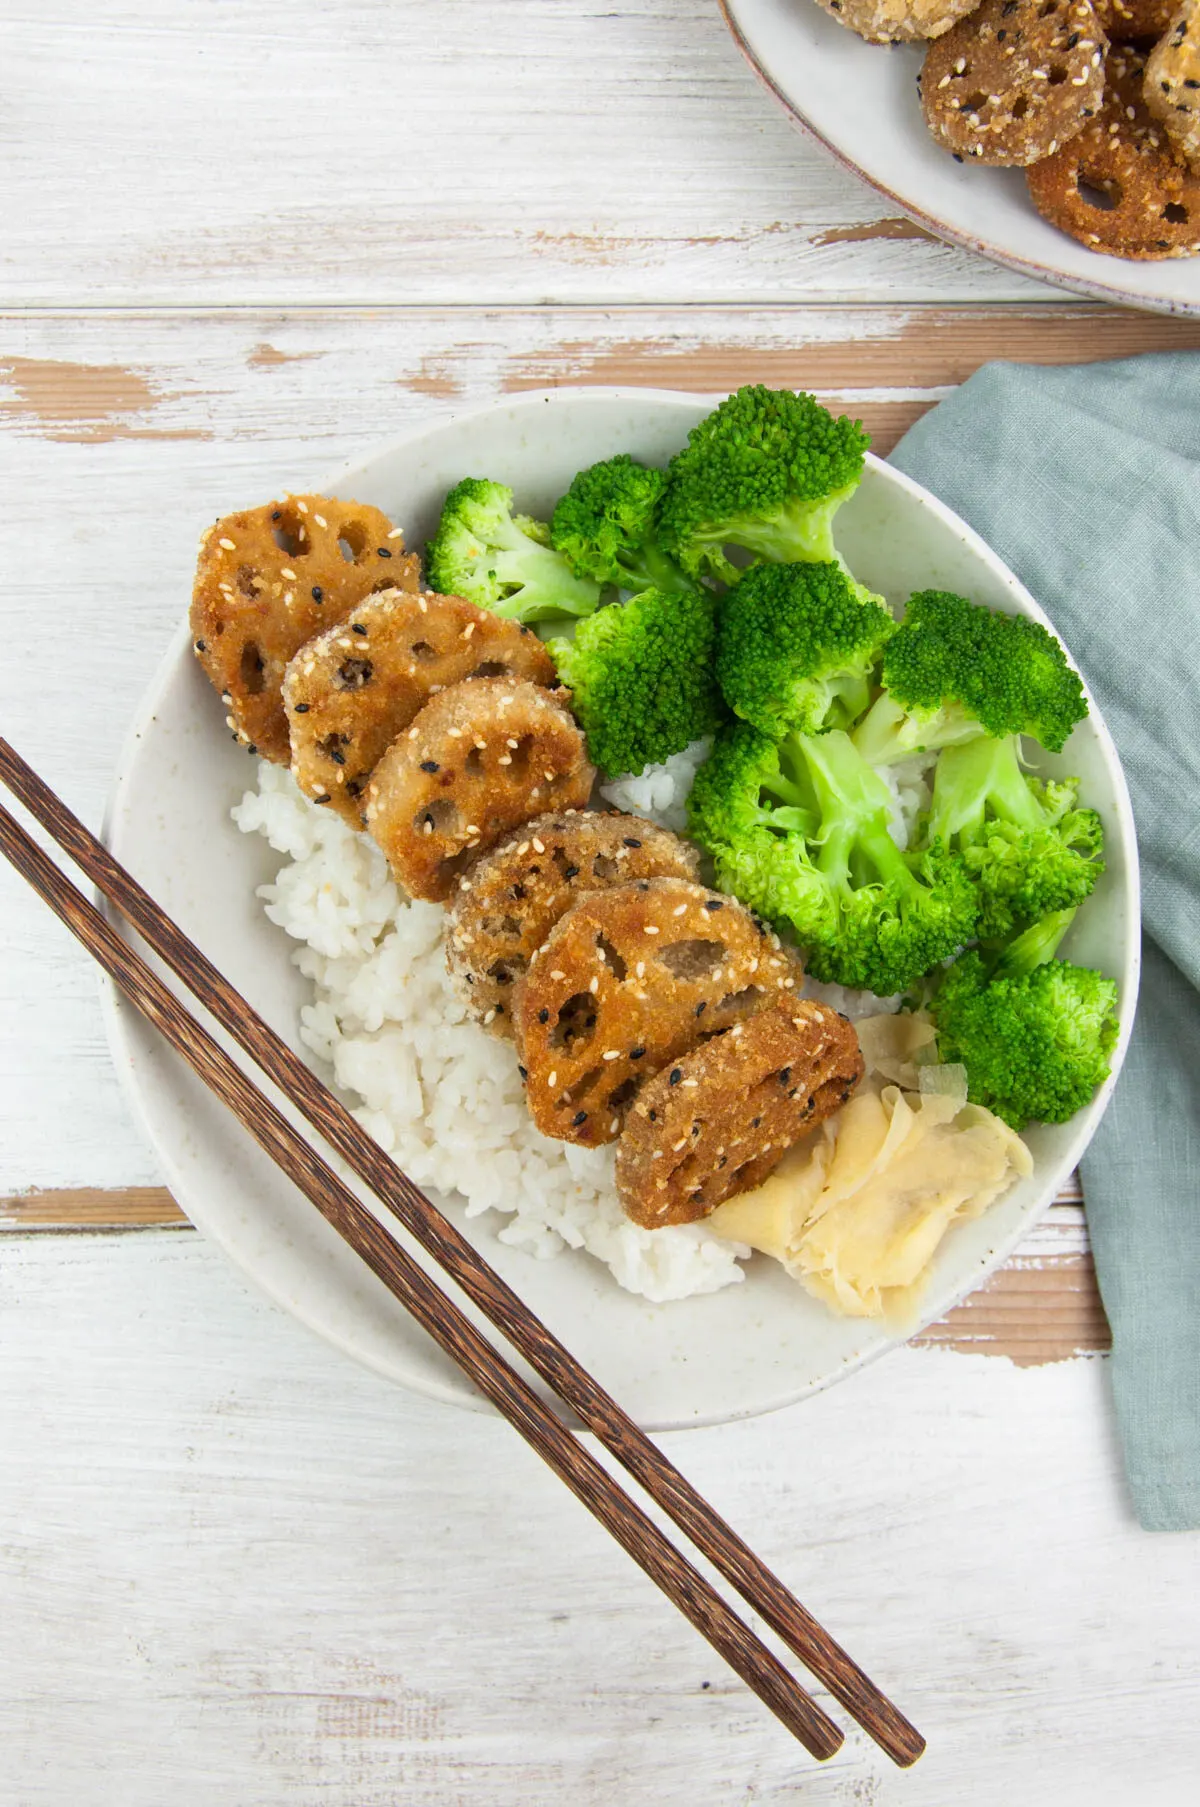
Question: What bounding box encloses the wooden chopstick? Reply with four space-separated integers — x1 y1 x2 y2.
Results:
0 737 925 1768
0 786 842 1762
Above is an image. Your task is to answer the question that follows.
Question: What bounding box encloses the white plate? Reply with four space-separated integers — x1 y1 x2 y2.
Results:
101 387 1139 1430
722 0 1200 315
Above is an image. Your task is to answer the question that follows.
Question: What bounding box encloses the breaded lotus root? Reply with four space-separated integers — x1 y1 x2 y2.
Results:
365 678 594 902
514 878 803 1149
920 0 1107 168
1096 0 1174 38
191 495 419 763
445 811 700 1037
1027 45 1200 255
283 589 557 828
814 0 979 43
616 999 864 1228
1145 5 1200 174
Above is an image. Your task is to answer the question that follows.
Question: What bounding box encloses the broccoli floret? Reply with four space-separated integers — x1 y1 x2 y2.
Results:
688 723 977 994
427 477 603 623
657 385 869 583
549 455 694 595
852 589 1088 766
930 946 1119 1130
547 587 725 777
715 560 896 738
926 735 1104 939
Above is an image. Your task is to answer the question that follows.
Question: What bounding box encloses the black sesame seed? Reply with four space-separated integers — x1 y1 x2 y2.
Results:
271 510 281 521
194 638 206 652
314 792 331 804
630 1046 646 1060
691 1123 701 1136
518 1064 527 1079
353 622 368 635
623 837 642 848
420 759 440 773
538 1007 550 1024
312 585 323 602
695 1001 707 1018
779 1067 792 1085
1066 29 1078 44
572 1110 588 1127
638 880 650 892
788 1087 799 1099
704 899 724 911
953 153 964 162
563 864 580 880
648 1109 657 1121
751 1116 761 1129
717 1156 727 1169
377 546 392 557
246 744 257 756
669 1068 682 1086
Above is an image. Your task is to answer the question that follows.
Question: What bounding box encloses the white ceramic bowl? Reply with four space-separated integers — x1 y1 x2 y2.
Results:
101 387 1139 1430
723 0 1200 316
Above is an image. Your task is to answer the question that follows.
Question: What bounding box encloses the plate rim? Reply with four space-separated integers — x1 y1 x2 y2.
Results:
98 384 1141 1428
719 0 1200 319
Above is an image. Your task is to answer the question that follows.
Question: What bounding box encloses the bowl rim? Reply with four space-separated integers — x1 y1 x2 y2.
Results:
98 384 1141 1427
719 0 1200 320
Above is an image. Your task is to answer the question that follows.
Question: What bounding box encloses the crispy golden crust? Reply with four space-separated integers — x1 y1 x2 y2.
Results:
282 589 557 828
1144 4 1200 173
1027 44 1200 255
513 878 803 1149
815 0 978 43
920 0 1107 169
191 495 419 763
364 678 594 902
444 810 700 1038
1095 0 1175 38
616 999 864 1228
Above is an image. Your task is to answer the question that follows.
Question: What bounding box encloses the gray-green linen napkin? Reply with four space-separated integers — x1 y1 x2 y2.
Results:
890 352 1200 1534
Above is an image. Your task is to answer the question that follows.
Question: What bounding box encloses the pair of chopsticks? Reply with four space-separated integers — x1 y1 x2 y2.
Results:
0 735 924 1768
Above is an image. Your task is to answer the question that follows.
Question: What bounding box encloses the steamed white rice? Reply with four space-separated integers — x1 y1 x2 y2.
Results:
232 738 932 1303
232 758 750 1302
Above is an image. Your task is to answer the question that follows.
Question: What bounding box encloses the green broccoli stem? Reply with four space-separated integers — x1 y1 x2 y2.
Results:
491 520 601 621
622 540 697 597
788 729 915 894
851 689 986 769
992 907 1078 981
928 735 1046 845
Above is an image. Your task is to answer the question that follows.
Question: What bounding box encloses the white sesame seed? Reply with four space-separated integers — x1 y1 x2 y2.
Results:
314 514 328 529
550 969 565 981
462 622 475 639
548 1071 557 1088
532 838 545 853
672 903 687 917
218 537 236 551
610 1119 619 1134
280 567 297 580
644 924 659 935
388 526 404 539
296 500 309 514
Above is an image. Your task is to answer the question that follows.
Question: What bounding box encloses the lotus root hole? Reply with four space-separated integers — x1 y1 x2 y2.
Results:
962 91 988 114
564 1068 604 1107
239 641 266 695
434 846 478 889
1012 95 1030 120
1078 174 1121 211
607 1076 640 1113
658 937 727 982
410 640 438 663
1047 63 1067 85
418 798 460 835
507 736 533 779
718 984 764 1015
486 959 516 987
470 660 510 679
465 745 486 775
552 992 598 1053
1164 202 1190 224
272 509 308 558
595 932 628 981
338 521 369 562
335 657 373 690
592 852 619 881
236 564 258 598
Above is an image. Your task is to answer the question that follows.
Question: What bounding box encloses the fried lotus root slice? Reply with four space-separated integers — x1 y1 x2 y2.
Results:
1096 0 1175 38
920 0 1107 168
815 0 979 43
283 589 557 828
365 678 594 901
1145 4 1200 175
616 999 865 1228
191 495 420 763
514 878 803 1149
445 811 700 1037
1027 45 1200 255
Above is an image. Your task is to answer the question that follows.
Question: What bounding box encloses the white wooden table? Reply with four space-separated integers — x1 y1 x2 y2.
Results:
2 5 1198 1801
